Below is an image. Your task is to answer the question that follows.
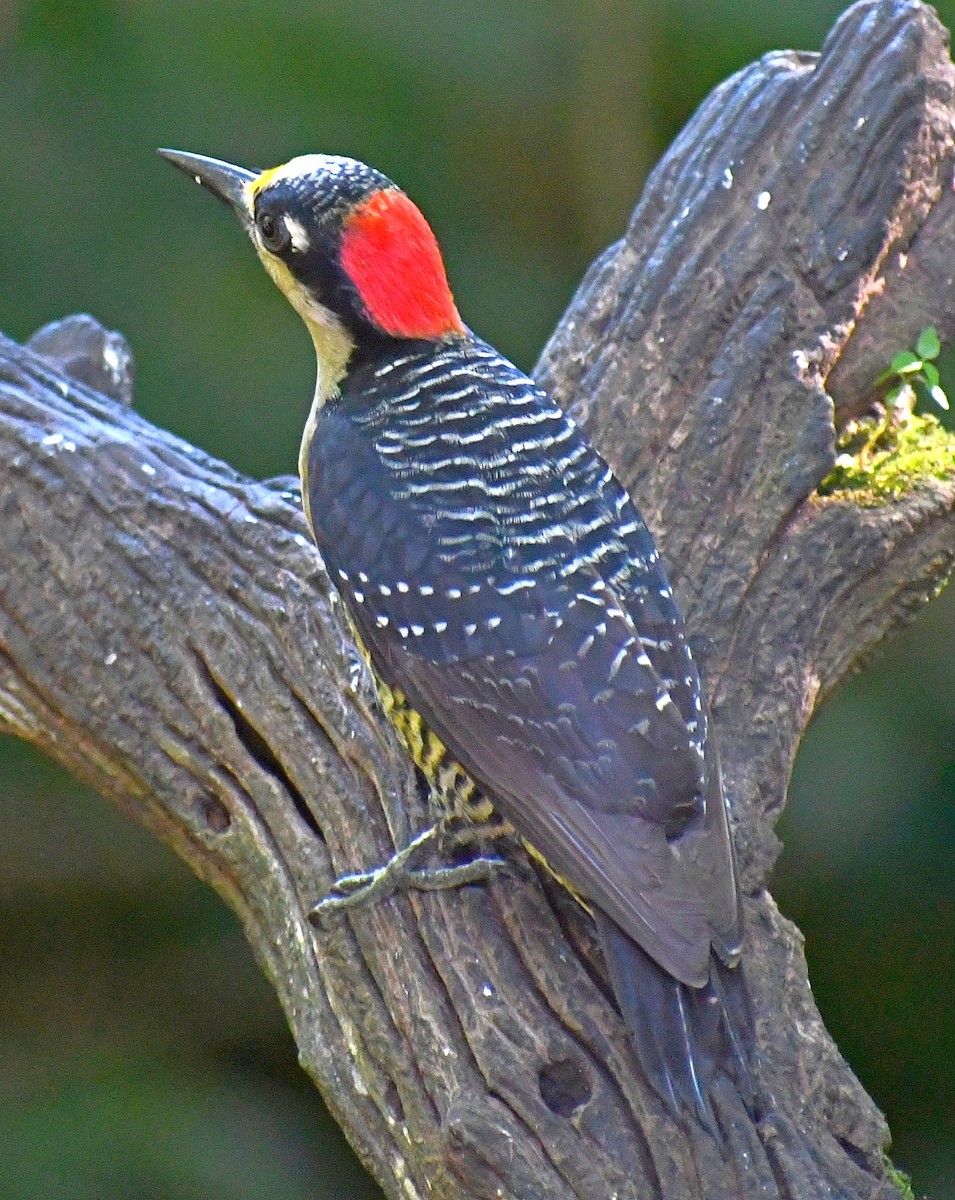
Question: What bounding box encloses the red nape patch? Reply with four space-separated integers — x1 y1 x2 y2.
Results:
340 189 464 340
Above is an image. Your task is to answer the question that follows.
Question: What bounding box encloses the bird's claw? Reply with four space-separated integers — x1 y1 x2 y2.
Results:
310 822 506 921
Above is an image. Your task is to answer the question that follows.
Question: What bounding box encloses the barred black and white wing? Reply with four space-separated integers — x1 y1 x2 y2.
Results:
307 338 740 978
305 336 753 1120
378 579 742 987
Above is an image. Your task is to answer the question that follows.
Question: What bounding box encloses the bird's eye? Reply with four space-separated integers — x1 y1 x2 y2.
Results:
257 211 290 253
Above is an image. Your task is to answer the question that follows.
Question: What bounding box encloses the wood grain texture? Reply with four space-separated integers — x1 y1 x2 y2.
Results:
2 2 954 1197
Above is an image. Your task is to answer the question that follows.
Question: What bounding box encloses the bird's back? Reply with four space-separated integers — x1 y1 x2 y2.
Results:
304 334 741 988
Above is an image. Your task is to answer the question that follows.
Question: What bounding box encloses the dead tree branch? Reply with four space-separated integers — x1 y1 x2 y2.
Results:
1 2 953 1197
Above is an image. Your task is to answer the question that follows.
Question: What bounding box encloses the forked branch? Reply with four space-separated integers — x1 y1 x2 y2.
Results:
1 2 954 1198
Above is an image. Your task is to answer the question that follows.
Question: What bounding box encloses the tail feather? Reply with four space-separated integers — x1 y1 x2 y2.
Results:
596 912 758 1133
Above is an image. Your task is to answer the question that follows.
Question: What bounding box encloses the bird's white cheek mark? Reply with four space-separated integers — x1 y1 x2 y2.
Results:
285 216 311 253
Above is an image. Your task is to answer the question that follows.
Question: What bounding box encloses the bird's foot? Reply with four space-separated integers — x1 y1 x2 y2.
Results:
310 821 506 920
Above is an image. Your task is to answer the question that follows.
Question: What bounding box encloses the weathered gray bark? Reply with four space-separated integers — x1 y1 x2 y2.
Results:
1 2 953 1197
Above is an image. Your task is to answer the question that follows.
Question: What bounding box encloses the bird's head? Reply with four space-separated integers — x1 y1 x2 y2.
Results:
159 149 464 397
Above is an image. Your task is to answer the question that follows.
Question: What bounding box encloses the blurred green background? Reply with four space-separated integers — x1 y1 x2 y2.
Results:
0 0 952 1196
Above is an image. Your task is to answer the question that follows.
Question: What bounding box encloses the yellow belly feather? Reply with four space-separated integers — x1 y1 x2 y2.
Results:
353 629 591 912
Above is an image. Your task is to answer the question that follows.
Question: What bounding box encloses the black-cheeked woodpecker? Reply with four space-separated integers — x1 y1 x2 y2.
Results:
159 147 758 1133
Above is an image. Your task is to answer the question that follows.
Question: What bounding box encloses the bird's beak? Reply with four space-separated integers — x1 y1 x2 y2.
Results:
158 149 258 227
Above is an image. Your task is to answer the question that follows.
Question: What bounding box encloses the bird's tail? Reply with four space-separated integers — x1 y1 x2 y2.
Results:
595 912 759 1134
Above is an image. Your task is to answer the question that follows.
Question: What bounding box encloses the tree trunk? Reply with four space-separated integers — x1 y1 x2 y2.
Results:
1 2 953 1196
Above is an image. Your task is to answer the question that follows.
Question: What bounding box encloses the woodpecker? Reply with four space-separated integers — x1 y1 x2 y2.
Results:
160 148 758 1130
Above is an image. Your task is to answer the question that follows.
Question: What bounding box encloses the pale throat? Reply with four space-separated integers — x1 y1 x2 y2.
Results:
297 313 354 530
255 246 355 529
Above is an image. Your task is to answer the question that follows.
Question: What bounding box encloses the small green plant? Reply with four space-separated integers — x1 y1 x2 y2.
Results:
819 328 955 502
830 327 951 470
876 325 949 414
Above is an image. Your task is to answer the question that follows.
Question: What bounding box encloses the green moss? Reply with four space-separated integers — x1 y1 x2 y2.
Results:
883 1155 916 1200
817 410 955 506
